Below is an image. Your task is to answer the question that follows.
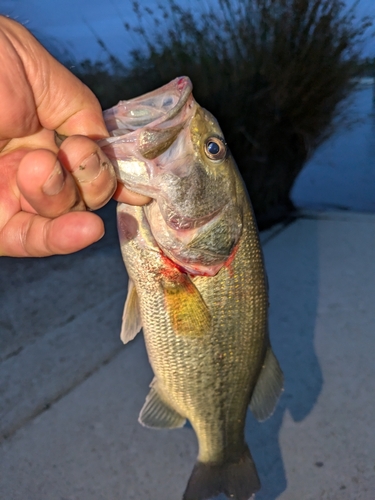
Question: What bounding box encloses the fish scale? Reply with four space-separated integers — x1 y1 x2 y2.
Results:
118 196 266 464
100 76 283 500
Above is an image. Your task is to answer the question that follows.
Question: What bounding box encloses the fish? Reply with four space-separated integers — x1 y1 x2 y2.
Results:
99 76 283 500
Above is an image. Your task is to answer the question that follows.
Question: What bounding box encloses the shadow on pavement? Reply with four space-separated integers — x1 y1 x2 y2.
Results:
0 200 121 363
248 218 323 499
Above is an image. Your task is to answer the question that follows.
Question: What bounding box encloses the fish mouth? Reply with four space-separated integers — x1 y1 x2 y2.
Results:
102 76 193 134
99 77 195 193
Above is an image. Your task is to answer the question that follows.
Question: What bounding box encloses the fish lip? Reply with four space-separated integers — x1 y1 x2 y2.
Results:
126 76 192 125
98 77 195 190
102 76 194 136
158 77 193 124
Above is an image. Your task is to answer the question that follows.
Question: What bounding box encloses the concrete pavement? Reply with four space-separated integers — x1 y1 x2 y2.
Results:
1 208 375 499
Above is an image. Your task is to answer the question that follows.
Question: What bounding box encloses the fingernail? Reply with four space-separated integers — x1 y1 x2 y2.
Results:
42 160 66 195
75 151 111 183
96 228 105 242
54 131 68 147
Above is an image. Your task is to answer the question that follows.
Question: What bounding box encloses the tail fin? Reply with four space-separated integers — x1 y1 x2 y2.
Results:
183 447 260 500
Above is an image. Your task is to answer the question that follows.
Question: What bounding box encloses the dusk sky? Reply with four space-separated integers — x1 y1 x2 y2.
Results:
1 0 374 63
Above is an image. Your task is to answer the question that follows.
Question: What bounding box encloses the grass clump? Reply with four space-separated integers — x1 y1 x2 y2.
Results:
73 0 372 227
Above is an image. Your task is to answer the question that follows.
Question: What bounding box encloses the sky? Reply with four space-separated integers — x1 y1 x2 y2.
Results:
1 0 374 64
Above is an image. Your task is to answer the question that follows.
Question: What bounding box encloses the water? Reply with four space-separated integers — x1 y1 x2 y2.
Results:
291 85 375 213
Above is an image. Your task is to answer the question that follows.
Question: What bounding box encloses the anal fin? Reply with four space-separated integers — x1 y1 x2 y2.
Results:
249 347 284 422
139 381 186 429
120 279 142 344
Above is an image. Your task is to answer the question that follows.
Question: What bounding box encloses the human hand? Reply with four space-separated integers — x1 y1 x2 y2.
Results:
0 16 150 258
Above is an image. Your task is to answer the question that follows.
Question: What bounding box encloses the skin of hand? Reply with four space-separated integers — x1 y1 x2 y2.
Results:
0 16 150 258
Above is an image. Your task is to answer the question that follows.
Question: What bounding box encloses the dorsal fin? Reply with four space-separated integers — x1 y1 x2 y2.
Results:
249 347 284 421
120 279 142 344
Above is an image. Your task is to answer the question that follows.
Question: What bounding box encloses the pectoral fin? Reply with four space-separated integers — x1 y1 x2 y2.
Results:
139 380 186 429
249 347 284 421
162 274 211 337
120 280 142 344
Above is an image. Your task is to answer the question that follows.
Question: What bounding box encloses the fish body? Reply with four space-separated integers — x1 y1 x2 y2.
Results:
100 77 283 500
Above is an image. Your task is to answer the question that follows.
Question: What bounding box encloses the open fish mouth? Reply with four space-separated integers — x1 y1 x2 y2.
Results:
98 77 196 197
103 77 193 135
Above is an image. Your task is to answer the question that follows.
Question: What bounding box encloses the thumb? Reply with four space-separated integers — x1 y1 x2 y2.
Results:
0 16 108 140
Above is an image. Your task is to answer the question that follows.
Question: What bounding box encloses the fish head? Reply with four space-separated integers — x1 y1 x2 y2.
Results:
100 77 243 275
100 76 194 198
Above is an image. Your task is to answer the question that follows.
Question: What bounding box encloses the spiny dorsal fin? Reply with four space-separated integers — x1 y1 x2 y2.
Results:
120 279 142 344
162 275 211 338
249 347 284 422
139 380 186 429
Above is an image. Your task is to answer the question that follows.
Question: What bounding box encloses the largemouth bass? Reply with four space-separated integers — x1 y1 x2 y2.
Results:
100 77 283 500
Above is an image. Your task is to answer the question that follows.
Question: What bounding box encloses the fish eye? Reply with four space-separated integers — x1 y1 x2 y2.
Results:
204 137 226 161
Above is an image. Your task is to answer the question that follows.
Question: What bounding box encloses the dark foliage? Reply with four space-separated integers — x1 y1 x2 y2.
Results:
360 56 375 76
72 0 372 228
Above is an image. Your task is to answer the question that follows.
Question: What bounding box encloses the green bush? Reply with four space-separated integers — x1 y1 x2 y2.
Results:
73 0 372 228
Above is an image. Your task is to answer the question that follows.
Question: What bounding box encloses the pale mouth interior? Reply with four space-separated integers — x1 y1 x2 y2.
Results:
103 77 193 137
104 91 181 135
